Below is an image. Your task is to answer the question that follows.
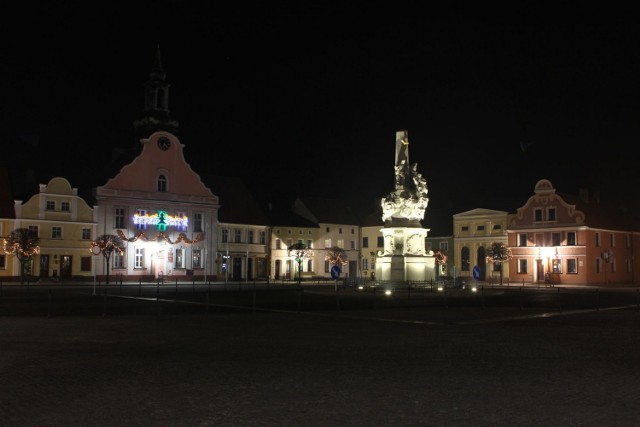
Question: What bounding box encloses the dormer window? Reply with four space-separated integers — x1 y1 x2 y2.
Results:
157 174 167 192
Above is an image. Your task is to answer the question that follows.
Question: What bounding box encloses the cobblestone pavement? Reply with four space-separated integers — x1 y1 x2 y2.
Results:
1 285 639 426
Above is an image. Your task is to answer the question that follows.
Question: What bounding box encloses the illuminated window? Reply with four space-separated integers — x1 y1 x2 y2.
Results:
61 202 70 212
46 201 55 211
552 258 562 273
115 208 125 229
157 174 167 192
337 239 344 249
114 253 124 269
175 249 185 268
192 249 202 268
52 227 62 239
566 258 577 274
135 247 145 268
176 212 187 232
325 239 331 248
82 228 91 240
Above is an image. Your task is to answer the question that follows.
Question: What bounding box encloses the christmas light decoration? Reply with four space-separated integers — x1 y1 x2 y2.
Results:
117 229 204 244
133 211 188 228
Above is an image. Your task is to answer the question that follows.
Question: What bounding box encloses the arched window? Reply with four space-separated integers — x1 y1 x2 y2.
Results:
157 174 167 192
461 247 470 271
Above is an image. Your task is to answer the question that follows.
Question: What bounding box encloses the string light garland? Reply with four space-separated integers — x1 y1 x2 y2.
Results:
116 229 204 244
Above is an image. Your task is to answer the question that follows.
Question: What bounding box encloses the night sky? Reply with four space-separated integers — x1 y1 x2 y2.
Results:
3 4 640 218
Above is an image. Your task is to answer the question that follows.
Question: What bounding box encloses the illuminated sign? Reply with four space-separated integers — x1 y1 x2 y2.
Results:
133 211 189 231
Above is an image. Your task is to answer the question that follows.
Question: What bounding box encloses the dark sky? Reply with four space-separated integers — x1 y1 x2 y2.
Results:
3 3 640 217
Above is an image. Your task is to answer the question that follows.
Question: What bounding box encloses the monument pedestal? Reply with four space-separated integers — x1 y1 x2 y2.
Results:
376 254 436 283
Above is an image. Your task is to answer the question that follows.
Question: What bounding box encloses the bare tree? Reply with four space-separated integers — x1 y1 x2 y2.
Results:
486 242 513 286
3 228 40 284
92 234 126 284
288 242 314 284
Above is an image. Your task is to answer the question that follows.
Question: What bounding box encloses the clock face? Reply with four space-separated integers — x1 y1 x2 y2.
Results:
157 137 171 151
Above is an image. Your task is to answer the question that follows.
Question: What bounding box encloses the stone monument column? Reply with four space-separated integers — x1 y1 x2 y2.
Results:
375 130 436 283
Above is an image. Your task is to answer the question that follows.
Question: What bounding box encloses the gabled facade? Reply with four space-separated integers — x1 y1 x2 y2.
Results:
9 177 97 279
453 208 510 282
507 179 640 286
94 131 220 281
292 197 361 280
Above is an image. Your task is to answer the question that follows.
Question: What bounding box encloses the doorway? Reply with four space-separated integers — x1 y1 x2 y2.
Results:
40 255 50 277
60 255 72 278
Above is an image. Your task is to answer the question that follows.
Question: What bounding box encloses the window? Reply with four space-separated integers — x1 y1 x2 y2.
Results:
46 201 55 211
52 227 62 239
426 241 433 252
362 258 368 270
350 240 356 250
61 202 70 212
324 260 330 273
28 226 39 238
476 225 485 231
114 253 124 269
307 239 313 249
297 239 303 245
596 257 601 273
82 228 91 240
339 228 343 234
275 239 281 250
566 258 577 274
337 239 344 249
248 230 254 244
326 227 330 232
234 229 242 243
351 228 355 234
325 239 331 248
192 249 202 268
0 254 5 269
377 236 384 248
440 241 448 252
595 232 601 247
626 234 632 248
307 259 312 272
461 226 469 232
492 224 501 230
551 232 561 246
115 208 125 229
174 248 184 268
157 174 167 192
193 213 203 232
363 237 369 248
81 256 91 272
518 259 528 273
461 247 470 271
136 210 147 230
552 258 562 273
518 233 527 247
221 229 229 243
610 233 615 247
547 207 556 221
260 231 266 244
567 232 576 246
135 247 145 268
534 208 543 222
286 238 292 248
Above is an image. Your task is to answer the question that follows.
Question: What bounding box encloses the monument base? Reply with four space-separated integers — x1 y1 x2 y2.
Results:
375 254 436 284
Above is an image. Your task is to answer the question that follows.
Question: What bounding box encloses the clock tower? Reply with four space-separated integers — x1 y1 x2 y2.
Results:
133 45 179 139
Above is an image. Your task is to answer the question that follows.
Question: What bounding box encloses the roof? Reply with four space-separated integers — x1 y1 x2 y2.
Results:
294 196 360 225
199 174 270 226
558 192 640 232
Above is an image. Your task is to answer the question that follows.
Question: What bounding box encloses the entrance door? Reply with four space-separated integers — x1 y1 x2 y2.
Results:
233 257 242 280
536 259 544 284
274 260 281 280
60 255 72 278
40 255 50 277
